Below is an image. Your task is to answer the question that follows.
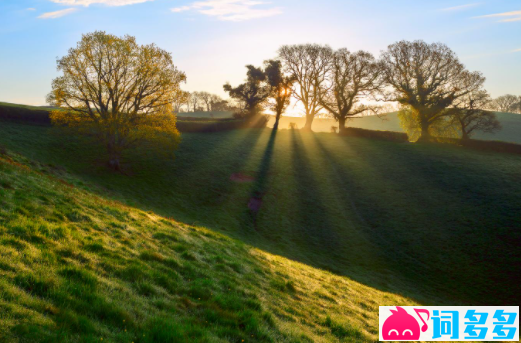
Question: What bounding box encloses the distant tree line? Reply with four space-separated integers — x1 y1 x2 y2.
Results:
224 40 507 142
488 94 521 114
176 91 242 114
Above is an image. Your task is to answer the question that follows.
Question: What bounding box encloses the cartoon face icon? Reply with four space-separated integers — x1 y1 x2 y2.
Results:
382 307 429 340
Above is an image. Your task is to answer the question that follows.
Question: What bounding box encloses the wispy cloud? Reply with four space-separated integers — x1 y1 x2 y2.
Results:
49 0 154 6
441 3 480 12
171 0 282 21
476 10 521 22
514 48 521 52
38 8 78 19
27 8 36 11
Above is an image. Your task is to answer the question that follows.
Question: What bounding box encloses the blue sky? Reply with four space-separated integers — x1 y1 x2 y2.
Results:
0 0 520 106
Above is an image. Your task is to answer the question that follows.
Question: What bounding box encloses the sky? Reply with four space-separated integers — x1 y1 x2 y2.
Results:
0 0 520 108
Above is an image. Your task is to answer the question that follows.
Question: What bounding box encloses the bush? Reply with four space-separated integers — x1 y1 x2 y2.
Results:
339 127 408 142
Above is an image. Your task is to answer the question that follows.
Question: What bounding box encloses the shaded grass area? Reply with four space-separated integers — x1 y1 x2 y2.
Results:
0 122 520 308
0 150 411 342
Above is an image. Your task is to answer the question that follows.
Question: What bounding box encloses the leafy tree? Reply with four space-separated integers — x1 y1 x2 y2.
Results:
279 44 333 131
264 60 295 130
47 31 185 171
380 40 485 142
223 65 270 117
450 90 501 140
398 106 459 142
319 49 383 134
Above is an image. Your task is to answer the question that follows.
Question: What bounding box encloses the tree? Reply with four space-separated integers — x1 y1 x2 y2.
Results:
210 95 229 112
47 31 185 171
319 49 383 134
380 40 485 142
188 92 200 112
223 65 270 117
173 90 190 113
491 94 520 113
264 60 294 130
198 91 213 111
450 90 501 140
279 44 333 131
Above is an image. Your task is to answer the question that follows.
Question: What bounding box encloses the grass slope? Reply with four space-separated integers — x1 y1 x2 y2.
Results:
1 122 520 309
0 150 414 343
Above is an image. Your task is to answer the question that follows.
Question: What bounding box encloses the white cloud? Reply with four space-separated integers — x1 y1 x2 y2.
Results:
38 8 78 19
441 3 480 12
171 6 191 12
476 10 521 22
514 48 521 52
171 0 282 21
49 0 154 7
27 8 37 11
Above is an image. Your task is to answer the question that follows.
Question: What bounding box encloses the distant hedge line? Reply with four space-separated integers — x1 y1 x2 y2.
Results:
0 105 260 133
0 104 51 124
340 127 409 142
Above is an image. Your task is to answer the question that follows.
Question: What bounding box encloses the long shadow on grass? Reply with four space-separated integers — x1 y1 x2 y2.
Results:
284 130 344 267
335 136 521 305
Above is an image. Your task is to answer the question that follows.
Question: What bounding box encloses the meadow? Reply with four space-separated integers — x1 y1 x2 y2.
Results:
1 120 520 314
1 143 417 342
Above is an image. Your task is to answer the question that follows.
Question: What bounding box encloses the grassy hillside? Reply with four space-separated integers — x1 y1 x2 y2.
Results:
0 148 419 343
1 121 520 310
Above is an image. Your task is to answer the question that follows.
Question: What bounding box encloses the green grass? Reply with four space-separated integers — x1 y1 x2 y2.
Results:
0 120 520 341
0 140 413 342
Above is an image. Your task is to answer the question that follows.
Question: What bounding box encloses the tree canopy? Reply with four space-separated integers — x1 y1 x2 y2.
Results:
48 31 186 170
319 49 383 134
223 65 271 117
279 44 333 131
380 40 485 142
264 60 295 130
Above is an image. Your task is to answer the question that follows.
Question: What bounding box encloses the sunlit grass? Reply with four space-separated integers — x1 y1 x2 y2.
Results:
0 150 421 342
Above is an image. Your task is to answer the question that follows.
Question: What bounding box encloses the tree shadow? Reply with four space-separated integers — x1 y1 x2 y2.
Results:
330 135 521 305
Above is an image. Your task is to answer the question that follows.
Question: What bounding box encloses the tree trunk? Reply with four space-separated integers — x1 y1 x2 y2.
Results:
273 112 282 130
417 120 432 143
338 117 347 135
302 113 314 131
461 131 470 141
107 143 121 171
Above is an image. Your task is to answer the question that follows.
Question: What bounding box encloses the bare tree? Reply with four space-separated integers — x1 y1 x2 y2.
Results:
198 91 213 111
449 90 501 140
189 92 201 112
380 40 485 142
491 94 520 113
279 44 333 131
319 49 383 134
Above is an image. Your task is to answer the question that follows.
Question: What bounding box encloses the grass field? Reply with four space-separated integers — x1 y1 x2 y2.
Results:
1 147 422 342
1 120 520 313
